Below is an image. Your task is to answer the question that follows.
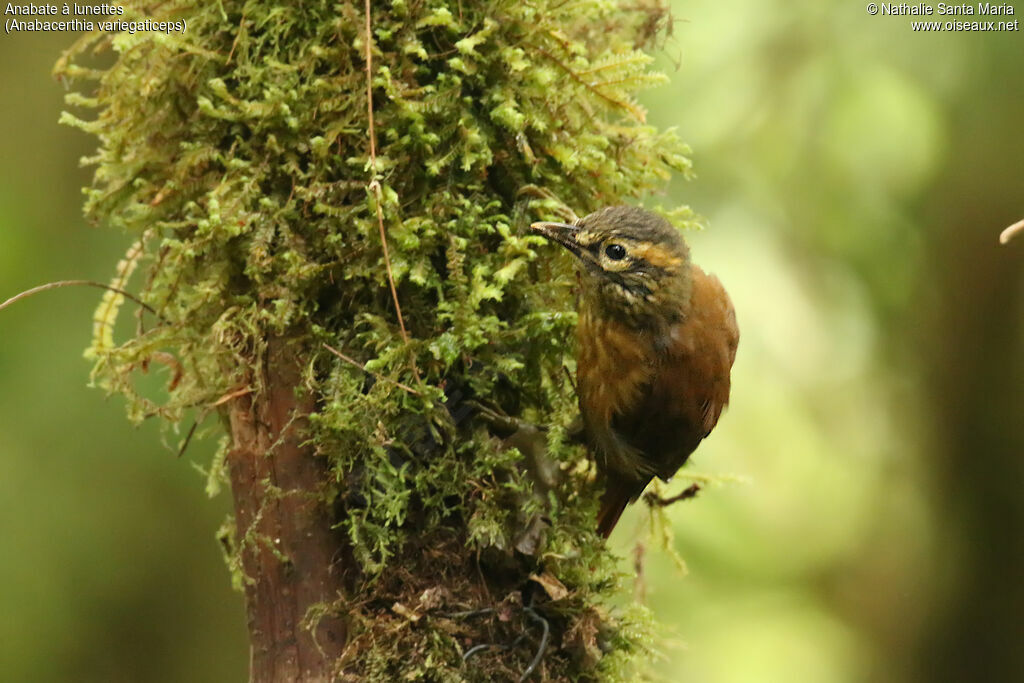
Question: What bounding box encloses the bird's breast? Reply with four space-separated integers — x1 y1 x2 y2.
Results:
576 308 657 427
575 263 738 482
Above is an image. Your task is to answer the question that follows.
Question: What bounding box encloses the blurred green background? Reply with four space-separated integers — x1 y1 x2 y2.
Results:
2 2 1021 681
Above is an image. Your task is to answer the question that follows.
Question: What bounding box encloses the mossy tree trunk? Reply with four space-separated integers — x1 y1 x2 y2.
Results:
226 338 348 680
57 1 693 679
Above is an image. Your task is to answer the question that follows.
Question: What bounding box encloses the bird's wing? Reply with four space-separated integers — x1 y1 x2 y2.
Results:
612 265 738 479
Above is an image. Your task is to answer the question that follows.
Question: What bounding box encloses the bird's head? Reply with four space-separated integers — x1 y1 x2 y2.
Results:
532 206 693 328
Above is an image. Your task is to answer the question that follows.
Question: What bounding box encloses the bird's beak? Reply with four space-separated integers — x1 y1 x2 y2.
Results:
530 221 583 258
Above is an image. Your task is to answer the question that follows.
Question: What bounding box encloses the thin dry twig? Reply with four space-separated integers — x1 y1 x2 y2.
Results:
0 279 161 318
363 0 412 351
177 414 203 459
999 218 1024 245
211 385 254 407
322 343 421 396
142 350 184 391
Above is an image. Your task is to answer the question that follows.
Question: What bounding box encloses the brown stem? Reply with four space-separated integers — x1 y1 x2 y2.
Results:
226 337 348 682
0 279 160 317
363 0 414 358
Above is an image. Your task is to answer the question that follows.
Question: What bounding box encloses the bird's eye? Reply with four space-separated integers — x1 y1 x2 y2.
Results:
605 244 627 261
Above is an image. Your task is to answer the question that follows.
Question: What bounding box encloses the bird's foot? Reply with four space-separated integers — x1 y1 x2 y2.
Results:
643 483 701 508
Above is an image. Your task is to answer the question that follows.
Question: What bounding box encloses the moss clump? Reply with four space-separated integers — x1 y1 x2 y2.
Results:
57 0 691 678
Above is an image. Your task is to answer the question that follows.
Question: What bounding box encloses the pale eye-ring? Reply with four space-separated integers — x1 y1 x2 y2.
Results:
605 243 627 260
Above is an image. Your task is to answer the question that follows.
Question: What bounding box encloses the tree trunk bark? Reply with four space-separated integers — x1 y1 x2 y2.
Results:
915 99 1024 682
226 337 348 682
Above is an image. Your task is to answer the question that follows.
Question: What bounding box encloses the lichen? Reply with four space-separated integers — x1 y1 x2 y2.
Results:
56 0 691 678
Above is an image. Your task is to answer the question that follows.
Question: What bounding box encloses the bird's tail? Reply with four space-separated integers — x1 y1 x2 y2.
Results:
596 481 635 538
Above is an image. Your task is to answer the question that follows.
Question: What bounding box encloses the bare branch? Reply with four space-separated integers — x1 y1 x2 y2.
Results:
999 218 1024 245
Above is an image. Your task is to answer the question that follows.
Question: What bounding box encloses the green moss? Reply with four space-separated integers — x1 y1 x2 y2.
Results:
57 0 690 678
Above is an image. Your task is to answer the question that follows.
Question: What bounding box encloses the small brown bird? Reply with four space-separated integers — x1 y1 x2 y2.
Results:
532 206 739 537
